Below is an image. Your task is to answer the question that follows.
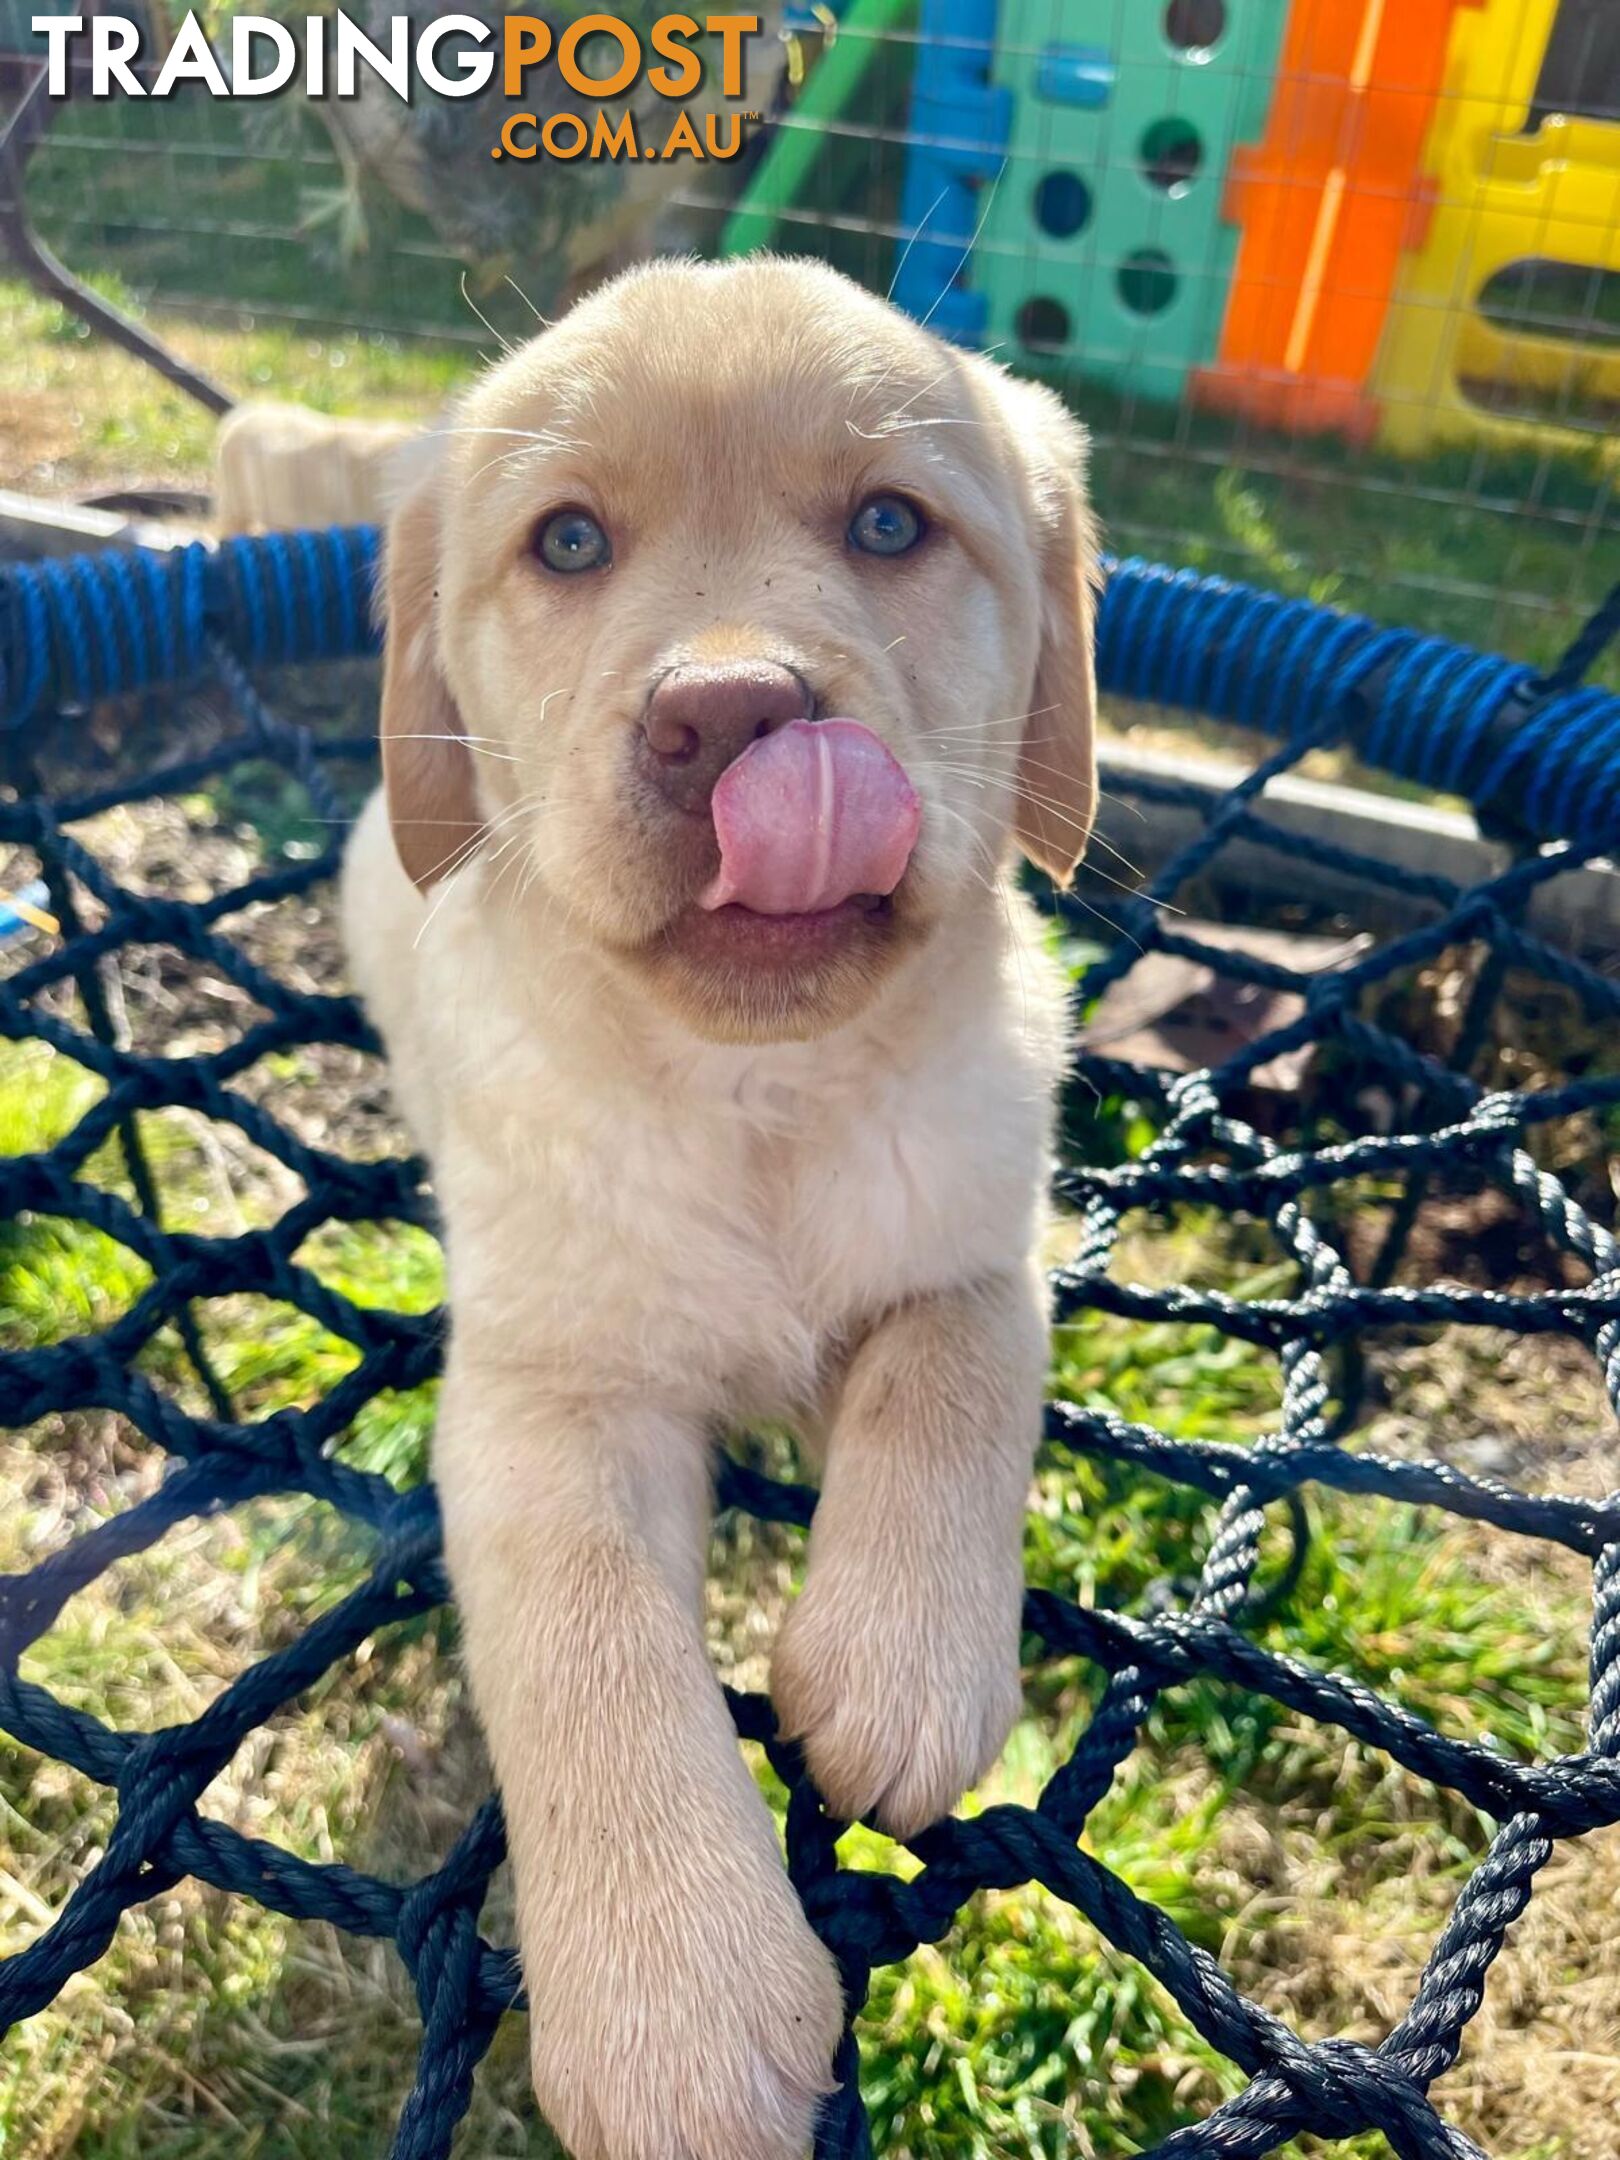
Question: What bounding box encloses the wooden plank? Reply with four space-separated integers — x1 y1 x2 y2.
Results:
1095 739 1620 956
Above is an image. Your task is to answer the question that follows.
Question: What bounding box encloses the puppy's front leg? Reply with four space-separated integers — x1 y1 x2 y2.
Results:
437 1345 843 2160
772 1264 1046 1837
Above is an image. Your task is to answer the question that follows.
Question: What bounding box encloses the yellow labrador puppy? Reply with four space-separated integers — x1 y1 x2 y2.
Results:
342 255 1096 2160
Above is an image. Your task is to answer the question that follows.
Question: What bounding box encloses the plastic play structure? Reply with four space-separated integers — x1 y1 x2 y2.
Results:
729 0 1620 456
1372 0 1620 454
906 0 1293 404
1192 0 1485 440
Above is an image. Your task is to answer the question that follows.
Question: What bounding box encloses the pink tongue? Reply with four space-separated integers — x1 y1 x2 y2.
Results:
700 718 921 916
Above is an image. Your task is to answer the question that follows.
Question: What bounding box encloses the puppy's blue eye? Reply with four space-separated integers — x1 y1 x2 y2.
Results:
849 494 925 557
535 508 611 574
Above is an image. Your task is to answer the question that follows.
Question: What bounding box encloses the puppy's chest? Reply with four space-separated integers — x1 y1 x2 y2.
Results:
735 1087 1010 1332
745 1121 911 1311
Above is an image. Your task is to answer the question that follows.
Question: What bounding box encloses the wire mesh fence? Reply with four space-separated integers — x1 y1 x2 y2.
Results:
3 0 1617 668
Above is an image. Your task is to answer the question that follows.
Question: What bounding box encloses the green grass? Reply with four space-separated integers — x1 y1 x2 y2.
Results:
0 1010 1605 2160
22 77 562 341
1082 410 1619 685
1480 261 1620 345
0 269 464 503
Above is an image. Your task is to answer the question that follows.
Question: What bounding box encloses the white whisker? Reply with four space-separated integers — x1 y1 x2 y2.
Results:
385 733 524 765
460 272 515 356
886 186 947 304
504 275 551 328
915 163 1005 337
928 759 1171 907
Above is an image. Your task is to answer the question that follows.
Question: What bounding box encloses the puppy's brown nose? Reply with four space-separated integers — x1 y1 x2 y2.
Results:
639 661 813 814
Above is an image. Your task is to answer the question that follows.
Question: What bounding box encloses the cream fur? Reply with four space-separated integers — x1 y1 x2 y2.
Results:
340 256 1098 2160
214 401 422 534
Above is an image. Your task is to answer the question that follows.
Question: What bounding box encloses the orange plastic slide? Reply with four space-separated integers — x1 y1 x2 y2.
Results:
1193 0 1485 439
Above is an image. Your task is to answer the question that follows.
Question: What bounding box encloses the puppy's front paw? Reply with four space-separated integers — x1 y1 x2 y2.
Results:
526 1840 842 2160
771 1572 1023 1839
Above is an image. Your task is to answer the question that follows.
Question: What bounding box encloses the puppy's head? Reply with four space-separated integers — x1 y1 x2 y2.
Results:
380 257 1097 1042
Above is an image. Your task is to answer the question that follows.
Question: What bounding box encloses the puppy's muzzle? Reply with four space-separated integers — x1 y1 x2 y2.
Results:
638 661 814 815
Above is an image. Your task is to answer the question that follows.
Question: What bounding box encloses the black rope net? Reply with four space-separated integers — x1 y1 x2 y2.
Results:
0 616 1617 2160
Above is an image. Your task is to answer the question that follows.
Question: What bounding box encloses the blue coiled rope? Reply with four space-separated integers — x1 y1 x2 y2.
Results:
1095 559 1620 848
0 527 380 726
3 534 1616 848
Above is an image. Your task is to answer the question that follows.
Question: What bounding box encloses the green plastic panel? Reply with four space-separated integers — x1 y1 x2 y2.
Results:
975 0 1289 403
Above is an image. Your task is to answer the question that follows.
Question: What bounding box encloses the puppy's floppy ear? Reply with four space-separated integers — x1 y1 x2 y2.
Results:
378 471 485 891
994 374 1100 888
